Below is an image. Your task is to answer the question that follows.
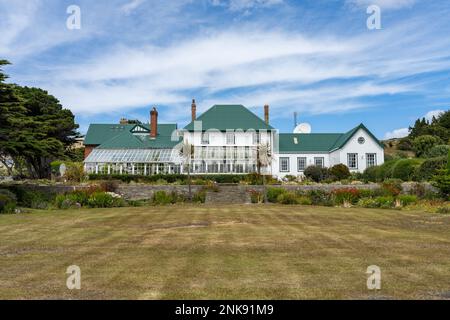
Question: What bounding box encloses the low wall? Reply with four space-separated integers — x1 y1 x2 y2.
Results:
1 182 437 201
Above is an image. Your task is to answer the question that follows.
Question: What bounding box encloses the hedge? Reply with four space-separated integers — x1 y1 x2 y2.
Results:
88 173 249 184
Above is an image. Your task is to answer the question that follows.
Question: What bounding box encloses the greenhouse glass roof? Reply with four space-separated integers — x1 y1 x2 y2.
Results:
85 148 182 163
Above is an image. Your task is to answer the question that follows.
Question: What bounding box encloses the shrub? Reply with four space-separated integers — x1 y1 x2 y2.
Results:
391 159 422 181
329 164 351 181
192 190 206 203
284 175 298 182
0 189 17 202
248 189 264 203
152 191 174 205
397 195 418 206
65 162 87 182
88 173 249 184
378 160 398 181
0 194 16 214
307 189 333 206
433 170 450 198
88 192 125 208
413 135 443 157
50 161 64 175
380 179 403 196
426 145 450 158
374 196 395 208
363 166 381 182
304 166 329 182
276 192 298 204
357 197 379 208
397 137 413 151
416 156 447 181
332 188 361 205
267 187 286 203
297 196 313 205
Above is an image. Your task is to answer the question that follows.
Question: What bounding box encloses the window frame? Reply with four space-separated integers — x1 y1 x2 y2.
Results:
314 157 324 168
366 153 377 168
201 132 210 145
280 157 290 172
297 157 307 172
226 132 235 145
347 153 358 169
253 132 261 145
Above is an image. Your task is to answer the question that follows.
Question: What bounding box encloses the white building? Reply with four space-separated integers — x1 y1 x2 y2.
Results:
84 101 384 177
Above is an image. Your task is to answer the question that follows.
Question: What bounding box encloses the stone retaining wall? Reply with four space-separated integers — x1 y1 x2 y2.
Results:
1 182 437 201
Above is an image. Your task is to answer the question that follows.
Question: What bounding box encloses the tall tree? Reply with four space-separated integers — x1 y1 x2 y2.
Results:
11 86 79 178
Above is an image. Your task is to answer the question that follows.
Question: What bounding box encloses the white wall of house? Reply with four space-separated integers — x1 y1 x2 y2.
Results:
182 130 273 147
334 128 384 173
273 153 331 178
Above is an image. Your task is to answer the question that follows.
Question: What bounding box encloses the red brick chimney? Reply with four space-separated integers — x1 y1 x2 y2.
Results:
191 99 197 122
264 104 269 125
150 107 158 138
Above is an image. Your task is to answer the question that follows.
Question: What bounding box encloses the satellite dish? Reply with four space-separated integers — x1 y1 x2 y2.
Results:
293 123 312 134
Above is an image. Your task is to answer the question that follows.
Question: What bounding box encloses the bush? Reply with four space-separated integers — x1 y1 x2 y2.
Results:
5 187 55 209
329 164 351 181
426 145 450 158
374 196 395 208
99 180 119 192
436 206 450 214
0 194 16 214
433 170 450 198
397 137 413 151
377 160 398 181
357 197 379 208
297 196 313 205
304 166 329 182
54 190 90 209
50 161 64 175
363 166 381 182
332 188 361 205
192 190 206 203
413 135 443 157
248 189 264 203
390 159 422 181
416 156 447 181
65 162 87 182
397 195 418 206
88 173 249 184
0 189 17 202
152 190 175 205
307 189 333 206
88 192 125 208
276 192 298 204
380 179 403 196
267 187 287 203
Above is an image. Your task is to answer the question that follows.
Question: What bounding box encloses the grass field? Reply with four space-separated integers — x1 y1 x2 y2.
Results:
0 205 449 300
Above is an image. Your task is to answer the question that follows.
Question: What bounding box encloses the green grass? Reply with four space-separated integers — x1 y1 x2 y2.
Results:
0 205 449 300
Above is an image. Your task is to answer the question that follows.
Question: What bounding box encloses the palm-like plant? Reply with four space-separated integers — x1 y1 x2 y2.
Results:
180 142 194 200
257 143 273 203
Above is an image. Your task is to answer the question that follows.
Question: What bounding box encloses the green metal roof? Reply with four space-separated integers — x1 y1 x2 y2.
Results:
84 123 180 149
184 105 274 131
278 124 383 153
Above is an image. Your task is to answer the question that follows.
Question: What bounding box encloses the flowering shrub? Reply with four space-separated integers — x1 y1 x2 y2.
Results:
248 189 264 203
332 188 361 205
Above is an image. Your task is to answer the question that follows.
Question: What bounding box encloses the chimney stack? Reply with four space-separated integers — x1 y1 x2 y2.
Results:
150 107 158 138
264 104 269 125
191 99 197 121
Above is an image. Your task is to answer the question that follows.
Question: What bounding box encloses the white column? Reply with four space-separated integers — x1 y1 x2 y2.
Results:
107 165 111 175
156 164 159 174
132 164 135 175
95 165 99 174
144 164 147 176
120 165 123 175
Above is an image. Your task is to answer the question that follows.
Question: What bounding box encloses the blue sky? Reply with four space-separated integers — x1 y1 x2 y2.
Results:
1 0 449 139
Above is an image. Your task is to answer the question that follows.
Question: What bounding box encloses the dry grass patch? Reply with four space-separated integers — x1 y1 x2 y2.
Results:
0 204 449 299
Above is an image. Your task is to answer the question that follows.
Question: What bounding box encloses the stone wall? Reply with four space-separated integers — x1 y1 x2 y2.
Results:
1 182 437 202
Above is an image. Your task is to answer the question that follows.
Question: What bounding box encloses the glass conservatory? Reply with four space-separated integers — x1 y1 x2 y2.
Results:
84 146 264 175
84 148 183 175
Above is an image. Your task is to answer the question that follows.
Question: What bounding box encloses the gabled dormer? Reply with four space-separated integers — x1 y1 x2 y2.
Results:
131 124 150 135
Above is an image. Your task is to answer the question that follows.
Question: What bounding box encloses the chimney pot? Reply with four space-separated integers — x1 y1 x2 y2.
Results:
191 99 197 122
264 104 269 125
150 107 158 138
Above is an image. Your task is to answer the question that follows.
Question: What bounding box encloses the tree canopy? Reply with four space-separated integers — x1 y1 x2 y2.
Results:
0 60 79 178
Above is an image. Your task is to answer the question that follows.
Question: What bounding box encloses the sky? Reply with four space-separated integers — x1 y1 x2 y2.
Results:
1 0 449 139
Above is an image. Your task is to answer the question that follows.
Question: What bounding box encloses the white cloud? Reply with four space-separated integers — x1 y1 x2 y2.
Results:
121 0 146 14
384 128 409 140
347 0 416 10
424 109 444 121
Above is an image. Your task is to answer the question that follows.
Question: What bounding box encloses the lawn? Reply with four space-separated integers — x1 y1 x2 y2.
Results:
0 205 449 300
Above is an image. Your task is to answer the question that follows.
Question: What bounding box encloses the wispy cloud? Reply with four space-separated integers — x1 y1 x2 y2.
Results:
384 128 409 140
121 0 146 14
347 0 417 10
